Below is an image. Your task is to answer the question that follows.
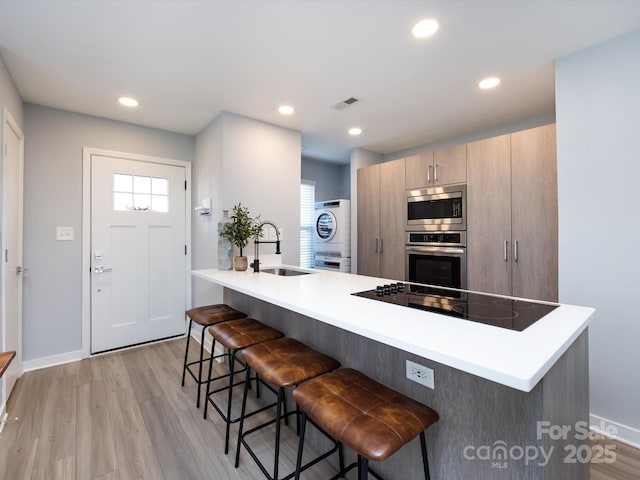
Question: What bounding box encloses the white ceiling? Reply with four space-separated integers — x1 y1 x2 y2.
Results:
1 1 639 163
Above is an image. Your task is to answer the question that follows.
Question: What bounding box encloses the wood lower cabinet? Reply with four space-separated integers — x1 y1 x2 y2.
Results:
357 159 405 280
467 124 558 302
405 144 467 190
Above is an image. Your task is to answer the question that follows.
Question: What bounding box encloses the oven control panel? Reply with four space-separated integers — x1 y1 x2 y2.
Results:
406 231 466 247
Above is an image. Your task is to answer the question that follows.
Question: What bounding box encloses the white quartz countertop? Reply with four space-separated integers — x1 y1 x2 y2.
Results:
192 267 594 392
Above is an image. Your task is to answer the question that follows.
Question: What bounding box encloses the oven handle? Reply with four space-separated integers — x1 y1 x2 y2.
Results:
406 245 466 256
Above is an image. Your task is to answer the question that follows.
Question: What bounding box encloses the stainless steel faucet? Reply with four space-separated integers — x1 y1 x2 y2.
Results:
251 221 281 273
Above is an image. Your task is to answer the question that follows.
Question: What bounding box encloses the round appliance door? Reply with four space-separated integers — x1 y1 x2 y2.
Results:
315 211 337 241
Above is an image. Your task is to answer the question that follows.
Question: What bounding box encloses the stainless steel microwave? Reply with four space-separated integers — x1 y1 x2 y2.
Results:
406 184 466 231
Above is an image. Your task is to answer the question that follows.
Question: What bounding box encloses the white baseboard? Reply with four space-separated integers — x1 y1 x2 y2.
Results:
591 413 640 449
22 331 222 374
22 350 83 372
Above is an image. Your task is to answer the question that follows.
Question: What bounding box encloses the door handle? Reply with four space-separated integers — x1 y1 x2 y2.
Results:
94 266 113 274
434 164 439 182
514 240 519 262
503 240 508 262
16 266 28 274
427 165 432 182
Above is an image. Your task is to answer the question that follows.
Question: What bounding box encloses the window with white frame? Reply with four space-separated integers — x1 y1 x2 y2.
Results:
300 180 316 268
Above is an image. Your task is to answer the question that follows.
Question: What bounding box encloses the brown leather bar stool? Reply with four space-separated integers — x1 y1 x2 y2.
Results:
234 337 341 480
181 304 247 408
293 368 440 480
204 318 284 454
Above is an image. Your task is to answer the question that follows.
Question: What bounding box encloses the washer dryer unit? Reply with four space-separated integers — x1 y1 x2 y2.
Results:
314 199 351 259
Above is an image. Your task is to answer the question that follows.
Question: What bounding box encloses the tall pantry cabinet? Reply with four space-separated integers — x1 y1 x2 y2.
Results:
357 158 406 280
467 124 558 302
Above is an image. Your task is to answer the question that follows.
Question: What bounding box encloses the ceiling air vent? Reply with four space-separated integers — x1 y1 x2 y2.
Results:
331 97 360 111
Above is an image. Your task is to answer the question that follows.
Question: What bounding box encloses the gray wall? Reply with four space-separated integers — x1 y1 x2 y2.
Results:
0 53 23 129
193 115 224 307
301 156 350 202
556 30 640 439
22 104 194 361
193 112 301 307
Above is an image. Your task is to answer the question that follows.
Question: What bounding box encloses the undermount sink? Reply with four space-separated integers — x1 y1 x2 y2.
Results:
261 267 313 277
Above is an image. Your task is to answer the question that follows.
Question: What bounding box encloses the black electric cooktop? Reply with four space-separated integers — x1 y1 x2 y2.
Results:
352 283 558 331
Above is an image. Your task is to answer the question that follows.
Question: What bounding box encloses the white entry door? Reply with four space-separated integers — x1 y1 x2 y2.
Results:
91 155 187 353
1 110 24 402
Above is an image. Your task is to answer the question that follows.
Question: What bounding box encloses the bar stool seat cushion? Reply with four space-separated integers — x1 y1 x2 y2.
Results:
293 368 439 462
208 318 283 350
186 304 246 326
242 337 340 387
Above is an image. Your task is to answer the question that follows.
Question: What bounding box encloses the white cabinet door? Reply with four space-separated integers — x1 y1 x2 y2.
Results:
91 155 186 353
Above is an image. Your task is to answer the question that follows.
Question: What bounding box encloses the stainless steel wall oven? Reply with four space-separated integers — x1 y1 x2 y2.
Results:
406 231 467 289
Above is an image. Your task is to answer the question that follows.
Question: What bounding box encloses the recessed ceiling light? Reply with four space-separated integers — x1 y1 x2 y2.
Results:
412 19 439 38
278 105 294 115
118 96 139 107
348 127 362 136
478 77 501 89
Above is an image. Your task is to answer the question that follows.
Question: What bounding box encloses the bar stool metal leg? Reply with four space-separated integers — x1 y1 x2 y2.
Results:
293 411 307 480
203 339 217 420
420 432 431 480
181 318 193 386
196 324 208 408
358 455 368 480
223 350 238 454
234 369 290 475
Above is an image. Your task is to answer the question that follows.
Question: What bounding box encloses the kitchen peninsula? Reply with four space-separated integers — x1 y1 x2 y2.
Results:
193 267 593 479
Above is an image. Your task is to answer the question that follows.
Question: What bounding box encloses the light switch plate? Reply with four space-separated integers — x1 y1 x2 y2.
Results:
56 227 74 241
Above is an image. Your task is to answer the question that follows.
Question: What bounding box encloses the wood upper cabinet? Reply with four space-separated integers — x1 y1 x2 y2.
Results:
405 144 467 190
357 158 405 280
405 153 432 190
467 124 558 302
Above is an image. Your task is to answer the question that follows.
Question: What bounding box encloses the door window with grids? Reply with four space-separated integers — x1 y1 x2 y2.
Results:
113 174 169 212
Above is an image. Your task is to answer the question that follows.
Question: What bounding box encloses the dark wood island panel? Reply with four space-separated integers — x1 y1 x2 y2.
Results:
224 288 589 480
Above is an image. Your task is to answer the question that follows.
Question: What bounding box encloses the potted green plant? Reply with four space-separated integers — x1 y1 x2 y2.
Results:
219 203 263 271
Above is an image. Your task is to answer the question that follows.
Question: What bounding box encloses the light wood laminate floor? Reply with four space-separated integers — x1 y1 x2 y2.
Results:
0 338 638 480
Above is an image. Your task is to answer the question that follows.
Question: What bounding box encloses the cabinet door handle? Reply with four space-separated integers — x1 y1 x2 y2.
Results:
375 238 378 254
514 240 519 262
380 238 384 254
434 164 439 182
504 240 509 262
427 165 432 182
